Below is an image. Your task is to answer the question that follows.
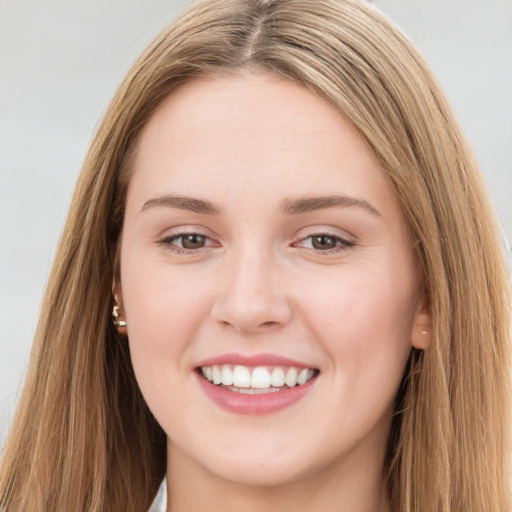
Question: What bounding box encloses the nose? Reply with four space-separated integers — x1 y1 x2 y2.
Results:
211 248 293 334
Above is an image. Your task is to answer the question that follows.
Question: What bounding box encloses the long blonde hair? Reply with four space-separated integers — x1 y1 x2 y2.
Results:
1 1 510 510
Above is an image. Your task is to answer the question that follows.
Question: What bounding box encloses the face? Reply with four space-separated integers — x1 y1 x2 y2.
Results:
118 71 430 488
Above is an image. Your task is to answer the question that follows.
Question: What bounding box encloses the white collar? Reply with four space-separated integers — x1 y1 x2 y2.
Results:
148 477 167 512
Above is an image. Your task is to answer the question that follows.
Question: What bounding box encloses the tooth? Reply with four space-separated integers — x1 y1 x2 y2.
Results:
233 365 251 388
239 387 255 394
285 367 298 387
251 367 271 388
221 365 233 386
297 368 309 385
204 363 315 389
254 388 275 394
212 365 222 385
271 367 285 387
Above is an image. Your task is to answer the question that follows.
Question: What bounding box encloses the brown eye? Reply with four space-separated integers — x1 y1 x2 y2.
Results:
159 231 217 254
294 233 354 254
311 235 339 250
181 234 206 249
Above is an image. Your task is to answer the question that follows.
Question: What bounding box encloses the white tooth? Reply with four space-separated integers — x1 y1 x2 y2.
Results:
271 367 285 387
233 365 251 388
212 365 222 385
221 365 233 386
307 369 315 381
239 387 255 394
285 367 298 387
251 367 271 388
206 366 213 381
201 367 207 378
297 368 309 385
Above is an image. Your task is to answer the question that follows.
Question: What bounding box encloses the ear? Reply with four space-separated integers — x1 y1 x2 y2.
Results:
410 293 431 350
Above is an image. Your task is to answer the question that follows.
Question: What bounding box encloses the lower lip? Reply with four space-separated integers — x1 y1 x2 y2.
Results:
196 372 317 415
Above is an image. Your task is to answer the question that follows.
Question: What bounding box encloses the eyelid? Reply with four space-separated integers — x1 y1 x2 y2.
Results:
168 233 216 246
155 225 355 256
297 235 352 248
157 227 220 254
292 229 355 254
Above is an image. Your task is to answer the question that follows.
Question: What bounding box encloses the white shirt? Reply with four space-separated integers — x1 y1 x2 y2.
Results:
148 478 167 512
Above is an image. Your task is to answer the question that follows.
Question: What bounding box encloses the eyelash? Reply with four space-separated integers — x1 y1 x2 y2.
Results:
293 233 354 254
158 231 354 255
158 232 217 255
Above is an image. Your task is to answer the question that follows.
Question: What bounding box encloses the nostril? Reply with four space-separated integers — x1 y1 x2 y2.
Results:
260 321 278 328
211 289 293 333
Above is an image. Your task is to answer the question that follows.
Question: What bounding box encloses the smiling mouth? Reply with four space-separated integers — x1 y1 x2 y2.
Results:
199 364 318 394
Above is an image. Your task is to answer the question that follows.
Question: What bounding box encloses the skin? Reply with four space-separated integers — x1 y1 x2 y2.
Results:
117 70 431 512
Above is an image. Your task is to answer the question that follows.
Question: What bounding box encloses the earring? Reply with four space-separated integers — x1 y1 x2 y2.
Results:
112 294 127 336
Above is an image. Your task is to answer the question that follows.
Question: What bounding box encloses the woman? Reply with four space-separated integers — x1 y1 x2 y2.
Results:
1 0 510 511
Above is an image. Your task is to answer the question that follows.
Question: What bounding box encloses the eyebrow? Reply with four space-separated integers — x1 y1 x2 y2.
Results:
141 193 380 217
141 195 222 215
280 195 381 217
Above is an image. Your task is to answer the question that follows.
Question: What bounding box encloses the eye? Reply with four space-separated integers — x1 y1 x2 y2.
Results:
159 232 217 253
295 233 353 253
174 233 208 249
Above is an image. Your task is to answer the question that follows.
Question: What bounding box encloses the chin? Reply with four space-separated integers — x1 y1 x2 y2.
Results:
205 457 310 488
171 432 318 488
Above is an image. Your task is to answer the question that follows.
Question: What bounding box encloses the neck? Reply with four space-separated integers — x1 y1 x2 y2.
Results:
165 440 392 512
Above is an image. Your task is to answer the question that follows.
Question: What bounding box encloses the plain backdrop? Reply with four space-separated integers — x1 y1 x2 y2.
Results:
1 0 511 444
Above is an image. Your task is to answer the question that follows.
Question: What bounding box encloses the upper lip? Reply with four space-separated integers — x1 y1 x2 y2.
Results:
196 352 317 369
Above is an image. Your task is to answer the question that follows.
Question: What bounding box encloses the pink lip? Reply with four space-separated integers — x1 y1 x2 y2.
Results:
196 352 314 368
195 354 318 415
195 353 319 415
196 375 316 415
196 374 317 415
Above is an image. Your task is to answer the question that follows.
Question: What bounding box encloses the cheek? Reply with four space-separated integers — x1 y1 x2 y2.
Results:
121 260 214 394
298 261 415 388
123 253 211 336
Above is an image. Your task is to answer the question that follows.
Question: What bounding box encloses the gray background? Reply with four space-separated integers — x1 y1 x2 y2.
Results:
1 0 511 444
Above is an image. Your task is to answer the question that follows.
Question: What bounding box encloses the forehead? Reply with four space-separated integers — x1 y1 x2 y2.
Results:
127 71 400 221
135 71 376 162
